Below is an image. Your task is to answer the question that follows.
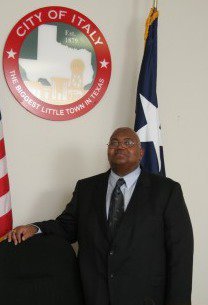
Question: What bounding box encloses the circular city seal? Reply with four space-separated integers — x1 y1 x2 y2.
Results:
3 6 111 121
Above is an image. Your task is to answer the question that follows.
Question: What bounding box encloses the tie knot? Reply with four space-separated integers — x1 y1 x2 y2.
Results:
116 178 125 188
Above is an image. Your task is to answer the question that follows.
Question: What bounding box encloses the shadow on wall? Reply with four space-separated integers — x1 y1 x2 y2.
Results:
29 146 85 222
115 0 149 127
27 144 107 254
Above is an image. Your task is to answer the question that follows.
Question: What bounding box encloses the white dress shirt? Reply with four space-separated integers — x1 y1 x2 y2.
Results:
106 166 141 218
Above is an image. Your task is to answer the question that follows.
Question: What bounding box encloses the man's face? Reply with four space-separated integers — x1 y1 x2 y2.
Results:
107 128 143 174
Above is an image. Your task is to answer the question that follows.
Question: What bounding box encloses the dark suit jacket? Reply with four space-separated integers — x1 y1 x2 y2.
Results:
35 170 193 305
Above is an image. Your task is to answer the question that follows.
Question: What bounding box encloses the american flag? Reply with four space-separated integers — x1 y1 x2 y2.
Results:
0 111 12 239
134 7 165 175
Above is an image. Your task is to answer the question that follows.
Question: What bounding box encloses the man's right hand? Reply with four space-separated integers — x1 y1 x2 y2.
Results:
2 225 38 245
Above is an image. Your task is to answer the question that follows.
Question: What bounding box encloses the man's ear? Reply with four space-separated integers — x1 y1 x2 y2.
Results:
140 147 145 160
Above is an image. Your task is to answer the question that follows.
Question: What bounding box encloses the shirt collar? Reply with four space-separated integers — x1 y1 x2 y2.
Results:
109 166 141 189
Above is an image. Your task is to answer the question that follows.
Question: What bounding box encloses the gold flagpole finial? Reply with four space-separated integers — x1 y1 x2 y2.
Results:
153 0 158 9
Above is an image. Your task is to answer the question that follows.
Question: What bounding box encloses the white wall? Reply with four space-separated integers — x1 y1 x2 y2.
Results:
1 1 207 304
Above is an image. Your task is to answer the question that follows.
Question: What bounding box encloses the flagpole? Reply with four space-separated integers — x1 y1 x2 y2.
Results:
153 0 158 9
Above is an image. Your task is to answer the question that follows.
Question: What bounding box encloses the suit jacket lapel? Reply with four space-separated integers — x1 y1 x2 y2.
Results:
112 170 151 242
93 170 110 242
92 170 151 244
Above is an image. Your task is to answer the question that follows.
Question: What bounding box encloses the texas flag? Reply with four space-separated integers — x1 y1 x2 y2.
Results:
134 7 165 176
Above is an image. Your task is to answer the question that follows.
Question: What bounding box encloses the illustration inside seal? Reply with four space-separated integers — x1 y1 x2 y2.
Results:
18 22 97 105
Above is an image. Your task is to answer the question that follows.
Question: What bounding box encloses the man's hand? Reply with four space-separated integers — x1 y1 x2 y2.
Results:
2 225 38 245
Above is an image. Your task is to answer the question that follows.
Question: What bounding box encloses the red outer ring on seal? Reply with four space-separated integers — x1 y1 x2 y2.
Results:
3 6 111 121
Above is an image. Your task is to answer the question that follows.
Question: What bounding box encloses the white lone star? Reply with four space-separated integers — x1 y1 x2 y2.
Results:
100 59 109 68
6 49 17 59
138 93 162 171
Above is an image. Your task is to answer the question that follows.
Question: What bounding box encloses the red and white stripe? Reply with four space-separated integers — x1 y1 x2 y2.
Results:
0 120 12 238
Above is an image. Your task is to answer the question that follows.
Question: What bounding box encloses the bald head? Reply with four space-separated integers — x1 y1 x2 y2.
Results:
107 127 144 176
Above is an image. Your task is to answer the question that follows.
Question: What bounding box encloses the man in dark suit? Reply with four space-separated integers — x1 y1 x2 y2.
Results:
4 127 193 305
